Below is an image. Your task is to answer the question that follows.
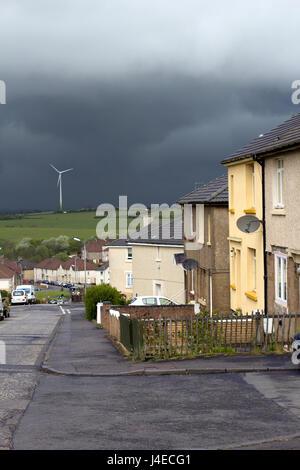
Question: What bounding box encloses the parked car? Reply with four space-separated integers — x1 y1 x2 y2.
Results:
130 296 178 306
292 332 300 365
16 285 36 304
11 290 28 305
0 294 4 321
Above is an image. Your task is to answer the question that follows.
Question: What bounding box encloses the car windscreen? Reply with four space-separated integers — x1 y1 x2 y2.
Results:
13 291 25 296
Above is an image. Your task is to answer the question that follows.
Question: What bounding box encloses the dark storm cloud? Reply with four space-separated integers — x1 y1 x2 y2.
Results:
0 0 299 210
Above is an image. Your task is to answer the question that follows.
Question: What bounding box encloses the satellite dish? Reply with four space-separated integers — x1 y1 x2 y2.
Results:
183 258 198 271
237 215 261 233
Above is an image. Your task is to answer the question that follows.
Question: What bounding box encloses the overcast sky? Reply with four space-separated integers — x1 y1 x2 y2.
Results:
0 0 299 211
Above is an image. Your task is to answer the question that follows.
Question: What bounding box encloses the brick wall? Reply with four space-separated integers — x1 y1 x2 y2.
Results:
105 303 196 320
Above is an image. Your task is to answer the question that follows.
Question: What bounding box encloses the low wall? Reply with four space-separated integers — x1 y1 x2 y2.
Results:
110 304 197 319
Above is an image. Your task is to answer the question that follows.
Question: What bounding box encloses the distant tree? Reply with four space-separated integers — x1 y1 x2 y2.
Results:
55 252 69 262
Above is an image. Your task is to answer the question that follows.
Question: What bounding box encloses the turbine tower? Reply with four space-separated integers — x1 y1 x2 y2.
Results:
50 164 73 212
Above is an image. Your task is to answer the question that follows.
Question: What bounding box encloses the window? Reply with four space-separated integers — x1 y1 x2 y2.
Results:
247 248 256 292
246 164 255 209
276 159 284 207
127 247 132 260
207 213 211 244
252 165 255 207
142 297 157 305
275 254 287 303
230 174 234 210
253 249 256 291
126 271 133 288
159 298 173 305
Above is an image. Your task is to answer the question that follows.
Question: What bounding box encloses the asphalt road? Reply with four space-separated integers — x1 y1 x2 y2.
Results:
2 304 300 450
0 304 61 450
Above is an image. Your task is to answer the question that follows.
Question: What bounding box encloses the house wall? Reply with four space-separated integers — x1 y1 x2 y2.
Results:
132 244 185 303
185 205 230 312
34 266 102 286
265 150 300 314
23 269 34 281
108 247 133 299
226 159 264 313
0 278 14 291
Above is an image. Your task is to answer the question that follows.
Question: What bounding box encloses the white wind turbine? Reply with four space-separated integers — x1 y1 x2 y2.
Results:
50 164 73 212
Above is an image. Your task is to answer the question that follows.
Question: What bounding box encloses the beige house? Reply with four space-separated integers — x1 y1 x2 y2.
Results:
108 220 185 302
178 174 230 313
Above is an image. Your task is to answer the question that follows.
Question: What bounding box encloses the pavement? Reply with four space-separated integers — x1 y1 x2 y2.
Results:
43 304 298 376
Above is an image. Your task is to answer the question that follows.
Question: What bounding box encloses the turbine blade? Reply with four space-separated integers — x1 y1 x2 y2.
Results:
57 174 61 187
61 168 73 174
50 164 59 173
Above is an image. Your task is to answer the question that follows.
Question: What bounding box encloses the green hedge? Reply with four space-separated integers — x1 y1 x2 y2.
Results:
85 284 127 321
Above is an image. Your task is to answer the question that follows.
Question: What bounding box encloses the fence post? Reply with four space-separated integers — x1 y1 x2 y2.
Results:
97 302 103 325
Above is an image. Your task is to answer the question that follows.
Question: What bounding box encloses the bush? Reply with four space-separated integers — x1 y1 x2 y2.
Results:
85 284 127 321
0 290 11 302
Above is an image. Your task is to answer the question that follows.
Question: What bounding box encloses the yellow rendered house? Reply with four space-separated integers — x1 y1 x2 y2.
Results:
221 157 264 314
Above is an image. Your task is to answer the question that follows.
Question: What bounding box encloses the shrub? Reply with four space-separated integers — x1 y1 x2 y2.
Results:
0 290 11 302
85 284 127 321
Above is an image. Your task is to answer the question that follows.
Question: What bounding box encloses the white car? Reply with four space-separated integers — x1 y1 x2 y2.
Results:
11 290 28 305
16 285 36 304
130 296 178 306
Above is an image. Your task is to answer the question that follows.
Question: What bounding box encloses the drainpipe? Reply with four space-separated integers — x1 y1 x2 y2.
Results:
253 154 268 314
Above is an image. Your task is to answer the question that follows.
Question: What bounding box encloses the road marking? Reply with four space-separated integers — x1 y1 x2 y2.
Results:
67 309 71 315
59 306 65 315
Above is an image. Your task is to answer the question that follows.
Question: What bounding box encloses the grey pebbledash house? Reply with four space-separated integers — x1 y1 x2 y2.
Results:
177 174 230 313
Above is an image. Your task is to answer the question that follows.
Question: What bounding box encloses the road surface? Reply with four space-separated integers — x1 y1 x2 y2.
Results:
1 304 300 450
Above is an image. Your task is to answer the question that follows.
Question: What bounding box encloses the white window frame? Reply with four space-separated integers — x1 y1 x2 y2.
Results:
275 254 287 303
276 159 284 208
125 271 133 288
252 165 255 207
126 247 132 261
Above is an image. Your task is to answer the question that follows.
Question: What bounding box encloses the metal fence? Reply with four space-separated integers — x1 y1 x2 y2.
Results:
119 311 300 361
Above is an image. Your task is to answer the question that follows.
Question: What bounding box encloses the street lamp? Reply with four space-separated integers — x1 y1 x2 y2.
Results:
73 237 86 295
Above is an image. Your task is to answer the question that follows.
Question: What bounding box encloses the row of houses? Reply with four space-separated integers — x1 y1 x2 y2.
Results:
222 112 300 315
107 112 300 316
34 257 109 285
1 112 298 315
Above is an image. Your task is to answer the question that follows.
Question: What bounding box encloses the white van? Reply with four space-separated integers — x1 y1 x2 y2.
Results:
16 285 36 304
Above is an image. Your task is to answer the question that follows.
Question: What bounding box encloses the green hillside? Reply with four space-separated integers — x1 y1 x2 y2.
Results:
0 211 99 243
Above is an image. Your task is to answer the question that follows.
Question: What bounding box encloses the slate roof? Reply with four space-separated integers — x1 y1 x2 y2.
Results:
0 265 15 279
222 113 300 164
107 218 184 247
16 259 36 270
177 174 228 205
85 239 107 253
35 257 98 271
0 258 22 275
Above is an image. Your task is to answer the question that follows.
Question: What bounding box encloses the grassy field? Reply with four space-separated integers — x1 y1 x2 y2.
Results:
0 211 99 243
0 208 180 244
35 290 70 301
